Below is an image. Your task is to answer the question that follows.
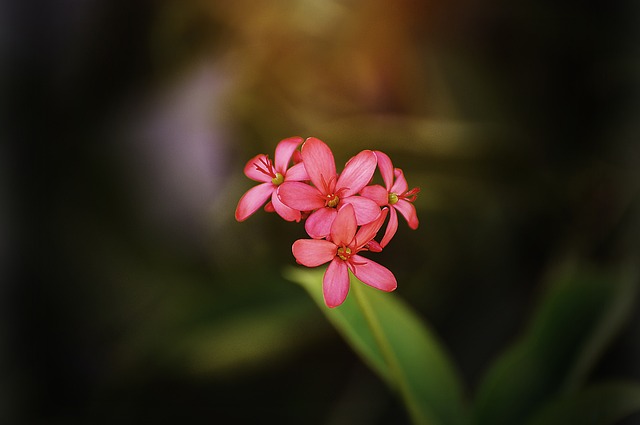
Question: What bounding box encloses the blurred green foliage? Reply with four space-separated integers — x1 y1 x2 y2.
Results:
287 268 468 425
290 263 640 425
473 263 639 425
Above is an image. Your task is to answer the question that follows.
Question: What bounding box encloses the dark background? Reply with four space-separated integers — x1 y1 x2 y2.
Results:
2 0 639 423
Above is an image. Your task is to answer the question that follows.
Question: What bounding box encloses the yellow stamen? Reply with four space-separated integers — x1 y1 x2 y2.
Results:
326 194 339 208
337 247 351 261
271 172 284 185
388 193 399 205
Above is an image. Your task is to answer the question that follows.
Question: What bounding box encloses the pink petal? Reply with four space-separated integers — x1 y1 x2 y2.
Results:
394 199 419 229
330 204 357 247
349 255 397 292
292 150 302 164
278 181 325 211
301 137 336 193
360 184 389 206
274 136 303 174
374 151 394 190
235 182 274 221
244 154 273 182
380 206 398 248
284 162 309 182
336 150 377 197
366 240 383 252
390 168 409 194
340 195 381 226
323 259 350 308
292 239 337 267
305 207 337 239
264 201 275 212
354 208 388 250
271 189 301 222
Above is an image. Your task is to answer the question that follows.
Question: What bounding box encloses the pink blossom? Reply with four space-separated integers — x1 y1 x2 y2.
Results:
235 136 309 222
278 137 381 239
292 204 397 308
360 151 419 247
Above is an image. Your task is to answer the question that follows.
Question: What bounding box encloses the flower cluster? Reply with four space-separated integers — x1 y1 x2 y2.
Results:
236 137 420 307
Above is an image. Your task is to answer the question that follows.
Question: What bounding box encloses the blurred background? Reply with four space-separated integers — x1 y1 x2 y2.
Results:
2 0 639 423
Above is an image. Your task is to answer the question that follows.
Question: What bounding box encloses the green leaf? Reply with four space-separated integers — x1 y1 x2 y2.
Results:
524 381 640 425
285 267 468 425
473 263 638 425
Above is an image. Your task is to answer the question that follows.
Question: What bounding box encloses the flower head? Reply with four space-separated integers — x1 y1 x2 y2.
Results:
360 151 419 247
292 204 397 308
236 137 419 309
235 136 309 222
279 137 381 238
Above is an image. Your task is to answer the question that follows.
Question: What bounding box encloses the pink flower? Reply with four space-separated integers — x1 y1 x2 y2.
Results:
292 204 397 308
278 137 381 239
360 151 419 247
235 136 309 222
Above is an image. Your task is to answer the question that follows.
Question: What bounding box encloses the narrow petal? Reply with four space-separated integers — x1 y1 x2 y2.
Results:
354 208 388 250
374 151 394 190
380 207 398 248
284 162 309 182
305 207 337 239
330 204 357 247
274 136 303 174
340 195 381 226
390 168 409 194
264 201 275 212
336 150 377 197
394 199 419 229
323 259 350 308
278 181 325 211
349 255 397 292
244 154 273 182
301 137 336 193
366 240 383 252
292 239 337 267
360 184 388 206
235 183 274 221
271 189 301 222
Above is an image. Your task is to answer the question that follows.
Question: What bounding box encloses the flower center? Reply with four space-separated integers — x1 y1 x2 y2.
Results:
337 246 352 261
326 194 340 208
388 193 399 205
254 155 279 180
271 172 284 185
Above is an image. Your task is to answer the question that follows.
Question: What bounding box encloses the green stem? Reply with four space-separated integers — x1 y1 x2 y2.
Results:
351 278 432 425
